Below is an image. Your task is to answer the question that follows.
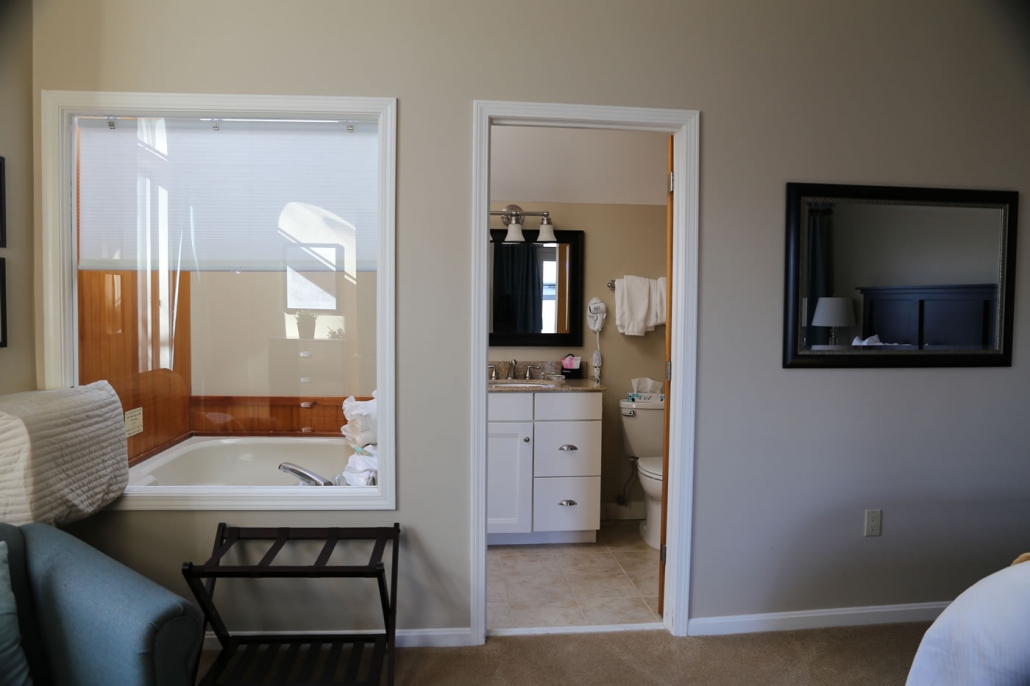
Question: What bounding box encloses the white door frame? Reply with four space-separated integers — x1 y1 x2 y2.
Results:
469 100 700 642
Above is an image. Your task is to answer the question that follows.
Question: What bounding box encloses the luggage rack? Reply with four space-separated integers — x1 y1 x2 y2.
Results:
183 523 400 686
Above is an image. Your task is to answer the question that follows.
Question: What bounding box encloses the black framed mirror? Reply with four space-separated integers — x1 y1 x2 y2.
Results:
783 183 1018 368
489 229 584 347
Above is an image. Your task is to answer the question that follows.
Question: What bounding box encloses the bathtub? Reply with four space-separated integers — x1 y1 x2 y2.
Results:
112 436 385 511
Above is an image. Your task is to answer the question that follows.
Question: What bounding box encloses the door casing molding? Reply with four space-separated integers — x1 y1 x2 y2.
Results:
469 100 700 642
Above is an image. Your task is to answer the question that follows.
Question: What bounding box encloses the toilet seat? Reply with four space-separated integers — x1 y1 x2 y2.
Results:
637 456 663 480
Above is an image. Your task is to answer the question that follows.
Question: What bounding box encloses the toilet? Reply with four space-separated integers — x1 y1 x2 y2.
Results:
619 399 665 549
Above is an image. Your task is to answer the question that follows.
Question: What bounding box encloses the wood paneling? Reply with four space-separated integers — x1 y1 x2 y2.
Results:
191 396 372 436
77 270 192 465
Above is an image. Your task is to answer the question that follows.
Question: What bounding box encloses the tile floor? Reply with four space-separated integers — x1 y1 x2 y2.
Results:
487 520 662 629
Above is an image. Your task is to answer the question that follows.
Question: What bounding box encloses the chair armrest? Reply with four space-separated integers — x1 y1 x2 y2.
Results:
21 523 203 686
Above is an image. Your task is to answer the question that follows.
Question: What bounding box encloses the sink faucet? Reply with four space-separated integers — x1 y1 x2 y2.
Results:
525 365 541 380
279 462 334 486
488 365 497 380
507 359 517 380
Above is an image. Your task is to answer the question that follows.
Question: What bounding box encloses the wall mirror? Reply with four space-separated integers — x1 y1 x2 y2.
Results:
489 229 584 346
783 183 1018 368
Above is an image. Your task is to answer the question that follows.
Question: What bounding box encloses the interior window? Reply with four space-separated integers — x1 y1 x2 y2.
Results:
75 115 380 463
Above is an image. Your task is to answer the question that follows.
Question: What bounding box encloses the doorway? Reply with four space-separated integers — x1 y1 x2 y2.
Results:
469 102 700 642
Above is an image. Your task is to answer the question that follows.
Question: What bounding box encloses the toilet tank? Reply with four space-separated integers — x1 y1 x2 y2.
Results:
619 400 665 457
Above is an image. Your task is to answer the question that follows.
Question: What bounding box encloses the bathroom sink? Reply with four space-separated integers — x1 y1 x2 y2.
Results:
489 381 556 389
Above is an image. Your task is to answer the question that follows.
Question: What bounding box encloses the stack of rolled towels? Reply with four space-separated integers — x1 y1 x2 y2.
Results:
340 392 378 486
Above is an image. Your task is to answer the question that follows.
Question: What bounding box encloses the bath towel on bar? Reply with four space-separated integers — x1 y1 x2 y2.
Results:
0 380 128 525
615 275 651 335
616 275 666 335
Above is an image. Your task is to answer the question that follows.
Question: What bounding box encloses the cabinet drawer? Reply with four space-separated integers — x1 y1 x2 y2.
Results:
534 393 602 421
488 393 534 421
532 476 601 532
533 421 601 477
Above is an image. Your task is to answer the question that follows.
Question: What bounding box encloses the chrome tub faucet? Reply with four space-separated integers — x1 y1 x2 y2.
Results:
279 462 334 486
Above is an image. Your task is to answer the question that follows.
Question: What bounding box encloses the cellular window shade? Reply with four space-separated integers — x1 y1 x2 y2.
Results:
77 117 380 273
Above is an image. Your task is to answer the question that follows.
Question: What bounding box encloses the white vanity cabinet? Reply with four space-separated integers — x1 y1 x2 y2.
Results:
531 393 602 533
487 394 534 534
487 391 602 540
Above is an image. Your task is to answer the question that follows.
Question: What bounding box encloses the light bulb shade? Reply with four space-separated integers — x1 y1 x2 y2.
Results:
504 222 525 242
811 297 855 327
536 221 557 243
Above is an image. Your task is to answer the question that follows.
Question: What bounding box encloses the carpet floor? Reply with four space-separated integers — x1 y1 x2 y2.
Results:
199 622 928 685
395 624 928 686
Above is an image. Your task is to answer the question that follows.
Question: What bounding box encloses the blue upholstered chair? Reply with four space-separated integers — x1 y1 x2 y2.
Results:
0 522 203 686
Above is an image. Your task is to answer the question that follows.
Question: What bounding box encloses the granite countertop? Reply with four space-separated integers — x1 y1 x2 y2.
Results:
488 379 605 393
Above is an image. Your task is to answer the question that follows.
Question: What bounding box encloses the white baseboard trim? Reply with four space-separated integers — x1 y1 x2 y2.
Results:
487 530 595 545
603 501 646 520
687 601 950 636
489 622 665 637
203 627 472 651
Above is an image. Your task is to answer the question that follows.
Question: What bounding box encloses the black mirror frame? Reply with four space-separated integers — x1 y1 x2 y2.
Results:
783 183 1019 368
489 228 584 347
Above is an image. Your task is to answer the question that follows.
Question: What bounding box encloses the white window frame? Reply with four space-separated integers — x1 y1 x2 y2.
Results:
41 91 397 510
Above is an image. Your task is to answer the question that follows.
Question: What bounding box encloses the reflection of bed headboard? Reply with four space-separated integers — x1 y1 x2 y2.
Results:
857 284 998 349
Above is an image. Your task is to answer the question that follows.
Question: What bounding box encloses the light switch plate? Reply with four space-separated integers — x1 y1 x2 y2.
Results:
125 407 143 437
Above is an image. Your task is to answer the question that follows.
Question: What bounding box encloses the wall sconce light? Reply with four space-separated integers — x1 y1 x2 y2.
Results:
490 204 555 243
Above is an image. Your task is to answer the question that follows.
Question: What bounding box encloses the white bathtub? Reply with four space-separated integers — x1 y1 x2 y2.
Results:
113 436 384 511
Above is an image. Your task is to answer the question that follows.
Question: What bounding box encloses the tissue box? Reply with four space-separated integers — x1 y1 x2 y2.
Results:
627 393 664 402
562 367 583 380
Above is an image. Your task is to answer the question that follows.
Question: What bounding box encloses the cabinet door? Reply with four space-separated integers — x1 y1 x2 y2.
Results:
487 422 534 534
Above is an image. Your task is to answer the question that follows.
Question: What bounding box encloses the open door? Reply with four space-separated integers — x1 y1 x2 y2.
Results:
658 136 673 616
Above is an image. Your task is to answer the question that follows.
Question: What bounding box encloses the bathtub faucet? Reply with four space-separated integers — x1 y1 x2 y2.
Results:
278 462 334 486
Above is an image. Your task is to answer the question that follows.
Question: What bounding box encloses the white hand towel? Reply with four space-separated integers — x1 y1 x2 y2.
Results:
646 277 667 329
616 275 651 336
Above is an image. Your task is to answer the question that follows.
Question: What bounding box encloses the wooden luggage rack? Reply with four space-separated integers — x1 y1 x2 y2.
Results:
183 523 400 686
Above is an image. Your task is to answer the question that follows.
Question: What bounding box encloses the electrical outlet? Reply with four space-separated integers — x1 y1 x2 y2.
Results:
864 509 882 537
124 408 143 438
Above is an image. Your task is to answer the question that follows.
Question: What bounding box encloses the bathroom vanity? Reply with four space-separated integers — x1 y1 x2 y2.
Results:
487 381 604 544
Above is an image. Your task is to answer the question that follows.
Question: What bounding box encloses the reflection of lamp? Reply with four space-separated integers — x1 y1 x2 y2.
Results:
811 297 855 346
490 204 555 243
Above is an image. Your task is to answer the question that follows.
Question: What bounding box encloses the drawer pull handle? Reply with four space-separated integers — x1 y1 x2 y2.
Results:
558 444 578 452
622 410 636 417
559 499 577 507
300 402 315 408
523 436 531 443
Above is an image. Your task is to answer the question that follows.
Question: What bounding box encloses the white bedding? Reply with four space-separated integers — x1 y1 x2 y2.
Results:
0 381 128 525
907 562 1030 685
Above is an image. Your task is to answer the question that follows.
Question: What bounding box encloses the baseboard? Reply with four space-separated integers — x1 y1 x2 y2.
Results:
490 622 665 637
203 627 472 651
603 501 646 520
487 531 596 545
687 601 950 636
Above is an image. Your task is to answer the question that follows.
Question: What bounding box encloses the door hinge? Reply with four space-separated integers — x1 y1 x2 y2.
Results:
660 544 667 564
666 361 672 380
668 171 674 193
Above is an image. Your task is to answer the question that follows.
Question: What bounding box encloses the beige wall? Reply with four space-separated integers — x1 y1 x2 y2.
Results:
0 0 34 394
488 201 667 513
28 0 1030 628
190 271 377 397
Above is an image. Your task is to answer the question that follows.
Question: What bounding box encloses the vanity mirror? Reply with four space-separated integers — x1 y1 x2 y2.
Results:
489 229 584 346
783 183 1018 368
